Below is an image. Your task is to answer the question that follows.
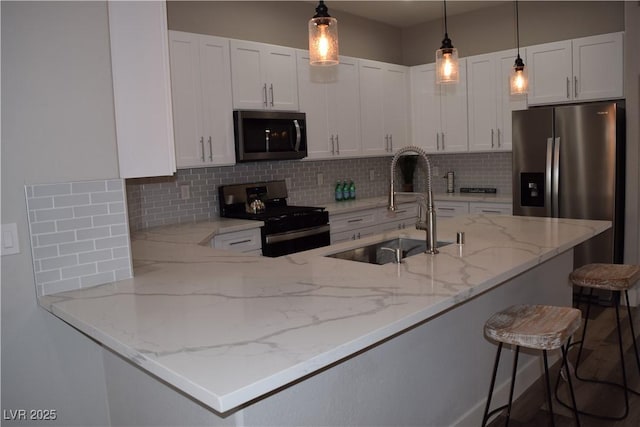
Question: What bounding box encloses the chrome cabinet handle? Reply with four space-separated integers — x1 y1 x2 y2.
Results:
229 239 252 246
441 133 445 150
330 135 335 155
574 76 578 98
208 136 213 161
481 210 502 214
439 207 455 211
389 135 393 152
385 134 389 151
269 84 274 107
491 129 495 148
263 84 268 107
335 134 340 155
566 77 570 99
436 132 440 150
200 136 205 162
347 218 363 223
497 129 501 147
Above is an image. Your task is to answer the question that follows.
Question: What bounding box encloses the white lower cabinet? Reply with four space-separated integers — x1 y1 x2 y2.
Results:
435 201 469 218
469 202 512 215
211 228 262 254
329 204 417 244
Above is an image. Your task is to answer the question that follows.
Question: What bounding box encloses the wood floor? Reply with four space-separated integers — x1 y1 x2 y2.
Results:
486 303 640 427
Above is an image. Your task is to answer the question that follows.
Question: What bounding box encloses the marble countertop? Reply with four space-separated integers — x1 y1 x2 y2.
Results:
324 193 512 215
38 214 608 414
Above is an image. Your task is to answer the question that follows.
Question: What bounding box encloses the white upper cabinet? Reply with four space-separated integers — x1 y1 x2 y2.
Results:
410 60 468 154
359 60 409 156
467 49 527 152
169 31 235 168
297 52 361 159
108 1 176 178
230 40 298 111
527 32 623 105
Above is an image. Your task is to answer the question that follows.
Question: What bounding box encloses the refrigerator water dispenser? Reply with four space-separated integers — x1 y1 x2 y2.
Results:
520 173 544 207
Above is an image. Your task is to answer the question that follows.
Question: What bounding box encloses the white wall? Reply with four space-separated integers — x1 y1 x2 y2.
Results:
1 2 118 425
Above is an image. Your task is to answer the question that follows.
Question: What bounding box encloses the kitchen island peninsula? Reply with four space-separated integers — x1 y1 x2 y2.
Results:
38 214 608 426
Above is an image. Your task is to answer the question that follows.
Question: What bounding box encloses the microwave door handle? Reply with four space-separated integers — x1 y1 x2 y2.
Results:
265 129 270 152
293 120 301 151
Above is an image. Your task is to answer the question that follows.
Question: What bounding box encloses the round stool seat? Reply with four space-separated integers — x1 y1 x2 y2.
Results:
485 304 582 351
570 263 640 291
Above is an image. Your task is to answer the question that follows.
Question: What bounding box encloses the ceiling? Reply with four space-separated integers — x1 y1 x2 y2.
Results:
316 1 506 28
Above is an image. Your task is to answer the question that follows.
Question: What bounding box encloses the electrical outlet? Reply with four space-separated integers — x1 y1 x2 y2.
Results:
369 169 375 181
317 173 324 186
180 184 190 200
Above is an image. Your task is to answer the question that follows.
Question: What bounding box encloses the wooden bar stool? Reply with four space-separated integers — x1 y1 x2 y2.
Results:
482 304 582 427
567 263 640 420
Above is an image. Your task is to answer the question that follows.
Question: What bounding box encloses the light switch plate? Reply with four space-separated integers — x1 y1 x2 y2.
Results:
1 223 20 256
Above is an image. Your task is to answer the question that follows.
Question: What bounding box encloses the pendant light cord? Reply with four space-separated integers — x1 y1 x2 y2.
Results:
515 0 520 57
444 0 448 36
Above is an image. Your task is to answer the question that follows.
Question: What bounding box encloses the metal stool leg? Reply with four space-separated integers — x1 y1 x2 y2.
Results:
482 342 503 427
561 341 581 427
574 288 594 378
614 291 630 419
623 290 640 376
542 350 556 427
505 346 520 427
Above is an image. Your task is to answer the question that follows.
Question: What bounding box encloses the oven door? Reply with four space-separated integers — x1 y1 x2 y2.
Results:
262 225 330 257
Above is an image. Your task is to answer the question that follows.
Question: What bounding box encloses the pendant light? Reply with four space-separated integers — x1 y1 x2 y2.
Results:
435 0 459 84
309 1 339 66
510 0 528 94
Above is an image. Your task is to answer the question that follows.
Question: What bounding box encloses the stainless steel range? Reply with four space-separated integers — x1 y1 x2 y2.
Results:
218 180 330 257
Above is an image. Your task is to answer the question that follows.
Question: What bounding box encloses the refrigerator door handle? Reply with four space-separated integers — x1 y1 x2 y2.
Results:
545 137 554 216
552 137 560 217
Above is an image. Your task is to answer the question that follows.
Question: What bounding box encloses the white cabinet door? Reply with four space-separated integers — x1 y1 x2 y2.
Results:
108 1 176 178
297 51 331 158
230 40 298 111
328 57 361 157
468 50 526 152
435 201 469 218
169 31 234 168
211 228 262 253
410 64 440 153
439 58 468 153
527 40 573 105
383 64 410 153
297 52 360 159
264 45 299 110
572 32 623 102
495 49 527 151
359 60 387 156
410 61 467 154
469 202 512 215
199 36 235 165
467 53 498 152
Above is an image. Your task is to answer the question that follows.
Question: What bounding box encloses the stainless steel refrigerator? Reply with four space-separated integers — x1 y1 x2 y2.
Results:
512 101 625 273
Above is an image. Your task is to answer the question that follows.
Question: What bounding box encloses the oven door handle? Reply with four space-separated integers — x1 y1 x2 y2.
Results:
265 224 330 245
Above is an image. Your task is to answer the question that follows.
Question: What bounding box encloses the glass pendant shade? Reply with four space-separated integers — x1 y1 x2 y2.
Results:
436 45 459 84
510 57 528 95
309 1 339 66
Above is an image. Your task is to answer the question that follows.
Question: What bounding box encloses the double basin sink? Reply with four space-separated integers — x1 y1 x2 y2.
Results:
325 238 452 265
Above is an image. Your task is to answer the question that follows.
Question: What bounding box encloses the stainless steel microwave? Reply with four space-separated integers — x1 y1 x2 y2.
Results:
233 110 307 162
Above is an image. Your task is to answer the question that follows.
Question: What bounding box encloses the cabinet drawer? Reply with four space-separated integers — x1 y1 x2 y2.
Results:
211 228 262 253
435 202 469 218
379 203 418 222
469 202 512 215
330 210 377 233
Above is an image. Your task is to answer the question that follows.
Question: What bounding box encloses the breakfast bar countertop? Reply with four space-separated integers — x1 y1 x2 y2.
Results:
37 213 608 415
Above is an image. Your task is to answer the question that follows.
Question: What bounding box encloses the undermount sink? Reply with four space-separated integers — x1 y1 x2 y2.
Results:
325 238 452 265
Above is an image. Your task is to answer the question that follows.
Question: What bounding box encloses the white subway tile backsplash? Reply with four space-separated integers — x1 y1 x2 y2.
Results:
72 181 107 193
35 207 74 222
33 183 71 197
38 231 76 246
57 217 92 231
54 193 90 207
81 271 115 287
74 204 109 218
26 179 132 296
76 226 111 241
